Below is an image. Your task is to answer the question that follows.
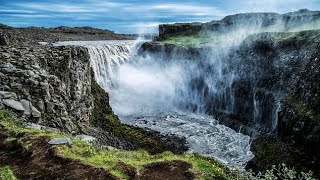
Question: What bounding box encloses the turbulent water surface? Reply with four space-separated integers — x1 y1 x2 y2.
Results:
54 40 254 168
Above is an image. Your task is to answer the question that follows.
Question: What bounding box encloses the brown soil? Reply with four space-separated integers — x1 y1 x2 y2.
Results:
0 126 117 180
140 160 194 180
0 125 195 180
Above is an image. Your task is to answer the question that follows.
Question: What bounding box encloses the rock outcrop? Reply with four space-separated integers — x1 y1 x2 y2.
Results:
0 45 92 132
0 32 8 46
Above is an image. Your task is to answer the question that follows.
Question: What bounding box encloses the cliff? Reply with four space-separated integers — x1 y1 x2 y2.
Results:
157 9 320 41
0 45 92 132
140 28 320 176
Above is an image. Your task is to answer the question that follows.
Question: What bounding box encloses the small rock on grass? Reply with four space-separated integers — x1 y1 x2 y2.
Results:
48 138 72 145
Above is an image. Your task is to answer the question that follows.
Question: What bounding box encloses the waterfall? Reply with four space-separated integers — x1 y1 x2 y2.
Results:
86 42 135 91
74 40 254 168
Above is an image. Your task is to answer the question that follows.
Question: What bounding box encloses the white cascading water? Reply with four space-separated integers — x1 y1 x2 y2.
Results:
55 40 254 168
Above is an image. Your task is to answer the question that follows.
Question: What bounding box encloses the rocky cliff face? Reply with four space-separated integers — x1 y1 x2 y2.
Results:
0 30 188 154
0 45 93 132
141 29 320 175
157 9 320 41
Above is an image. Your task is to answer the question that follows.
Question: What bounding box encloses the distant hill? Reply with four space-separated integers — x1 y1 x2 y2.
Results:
157 9 320 40
0 24 136 45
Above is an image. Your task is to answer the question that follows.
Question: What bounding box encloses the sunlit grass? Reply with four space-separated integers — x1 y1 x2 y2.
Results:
57 138 228 179
0 166 17 180
0 110 229 179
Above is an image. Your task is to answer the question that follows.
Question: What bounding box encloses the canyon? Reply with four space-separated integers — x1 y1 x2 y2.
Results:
0 9 320 179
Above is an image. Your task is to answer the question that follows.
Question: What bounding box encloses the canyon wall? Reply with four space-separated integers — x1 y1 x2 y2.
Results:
0 45 93 132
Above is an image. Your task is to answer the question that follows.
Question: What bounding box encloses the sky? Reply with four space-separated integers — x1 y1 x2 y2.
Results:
0 0 319 34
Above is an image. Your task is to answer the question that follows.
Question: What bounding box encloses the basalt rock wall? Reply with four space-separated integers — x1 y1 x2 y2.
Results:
0 45 93 132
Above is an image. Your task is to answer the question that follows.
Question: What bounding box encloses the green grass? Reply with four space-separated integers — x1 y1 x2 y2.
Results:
57 139 228 179
0 110 64 139
0 166 17 180
159 32 217 48
0 109 317 180
0 110 229 179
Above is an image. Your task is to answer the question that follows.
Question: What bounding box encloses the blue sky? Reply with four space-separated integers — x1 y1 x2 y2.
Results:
0 0 319 34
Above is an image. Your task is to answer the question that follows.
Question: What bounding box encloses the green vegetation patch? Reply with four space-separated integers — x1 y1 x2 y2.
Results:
0 166 17 180
58 139 228 179
0 110 317 180
0 110 64 138
158 32 222 48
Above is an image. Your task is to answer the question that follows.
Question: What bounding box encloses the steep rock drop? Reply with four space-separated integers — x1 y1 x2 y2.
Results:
54 40 255 168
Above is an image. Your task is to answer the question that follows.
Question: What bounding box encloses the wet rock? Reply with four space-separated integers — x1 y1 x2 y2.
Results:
48 138 72 145
2 99 25 111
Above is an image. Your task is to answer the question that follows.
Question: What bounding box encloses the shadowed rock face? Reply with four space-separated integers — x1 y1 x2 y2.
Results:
140 29 320 175
141 30 320 135
0 45 93 132
0 32 8 46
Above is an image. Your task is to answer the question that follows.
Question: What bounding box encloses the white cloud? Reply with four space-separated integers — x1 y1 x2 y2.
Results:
150 3 226 16
8 14 51 18
0 9 35 14
14 2 122 13
231 0 318 13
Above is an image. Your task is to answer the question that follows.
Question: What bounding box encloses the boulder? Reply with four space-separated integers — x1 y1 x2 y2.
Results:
0 63 16 73
0 33 8 46
0 101 3 109
20 99 31 116
76 135 97 142
48 138 72 145
31 106 41 118
2 99 24 111
26 122 60 132
0 91 17 99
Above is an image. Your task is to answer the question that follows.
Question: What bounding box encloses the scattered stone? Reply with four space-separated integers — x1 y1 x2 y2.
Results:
0 85 10 91
0 101 4 109
76 135 97 142
26 122 42 130
2 52 10 59
26 122 60 132
106 146 117 150
0 91 17 99
48 138 72 145
0 63 16 73
31 106 41 118
20 99 31 116
0 33 8 46
2 99 24 111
